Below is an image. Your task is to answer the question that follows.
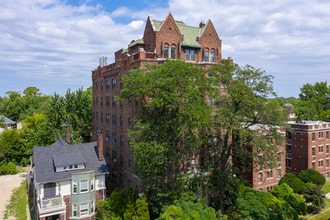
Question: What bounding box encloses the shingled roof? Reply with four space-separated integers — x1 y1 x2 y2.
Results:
33 140 108 183
151 18 204 48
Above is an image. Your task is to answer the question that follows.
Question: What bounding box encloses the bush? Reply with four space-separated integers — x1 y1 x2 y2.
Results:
298 169 326 186
0 162 18 175
279 173 306 194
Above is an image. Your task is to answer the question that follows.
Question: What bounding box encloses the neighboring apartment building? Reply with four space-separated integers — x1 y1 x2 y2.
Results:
32 135 108 220
92 13 223 190
239 124 286 192
286 121 330 177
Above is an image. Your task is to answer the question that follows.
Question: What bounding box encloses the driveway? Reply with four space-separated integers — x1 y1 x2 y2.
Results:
0 172 27 219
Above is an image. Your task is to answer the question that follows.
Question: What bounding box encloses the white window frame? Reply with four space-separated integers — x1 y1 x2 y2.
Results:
80 180 89 193
72 181 78 194
90 178 95 191
72 203 77 217
80 202 89 216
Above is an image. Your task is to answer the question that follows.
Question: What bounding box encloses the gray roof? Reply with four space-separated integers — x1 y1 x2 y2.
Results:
0 115 15 124
33 139 108 183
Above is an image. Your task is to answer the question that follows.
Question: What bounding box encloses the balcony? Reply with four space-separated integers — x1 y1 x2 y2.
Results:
38 194 66 216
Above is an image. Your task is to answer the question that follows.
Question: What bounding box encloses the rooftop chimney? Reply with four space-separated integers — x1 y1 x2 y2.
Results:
97 133 104 161
199 20 205 28
65 128 71 143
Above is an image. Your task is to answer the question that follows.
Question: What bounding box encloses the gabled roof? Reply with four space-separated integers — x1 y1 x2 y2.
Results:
0 115 15 124
150 14 205 48
33 139 108 183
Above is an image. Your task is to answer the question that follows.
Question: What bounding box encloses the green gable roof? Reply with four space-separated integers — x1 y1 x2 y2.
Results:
152 19 204 48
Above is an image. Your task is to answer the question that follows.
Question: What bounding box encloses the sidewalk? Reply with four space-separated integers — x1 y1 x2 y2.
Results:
0 172 27 219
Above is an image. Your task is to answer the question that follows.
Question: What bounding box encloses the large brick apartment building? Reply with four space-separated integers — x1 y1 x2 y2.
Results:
286 121 330 177
92 13 223 190
91 13 284 192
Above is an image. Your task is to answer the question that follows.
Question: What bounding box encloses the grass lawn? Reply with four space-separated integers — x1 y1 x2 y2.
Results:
3 180 28 220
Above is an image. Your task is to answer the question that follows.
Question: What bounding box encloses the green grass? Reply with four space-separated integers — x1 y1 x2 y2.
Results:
3 180 28 220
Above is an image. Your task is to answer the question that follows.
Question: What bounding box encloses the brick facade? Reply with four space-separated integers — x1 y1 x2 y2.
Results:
286 121 330 177
92 13 224 191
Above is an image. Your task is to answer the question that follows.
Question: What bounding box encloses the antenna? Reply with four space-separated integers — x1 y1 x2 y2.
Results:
99 56 108 67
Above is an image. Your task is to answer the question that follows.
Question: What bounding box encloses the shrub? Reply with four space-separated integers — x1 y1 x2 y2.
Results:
298 169 326 186
279 173 306 194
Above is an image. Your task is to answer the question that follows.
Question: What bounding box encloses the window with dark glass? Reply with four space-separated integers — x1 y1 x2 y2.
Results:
185 48 195 61
210 50 215 62
112 96 116 107
112 78 117 90
163 45 169 58
171 47 176 59
112 115 116 126
203 50 209 62
106 96 110 106
106 80 110 89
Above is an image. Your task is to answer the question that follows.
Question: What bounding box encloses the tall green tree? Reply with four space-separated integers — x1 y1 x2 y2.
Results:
206 62 286 212
119 60 286 216
295 81 330 121
45 87 92 143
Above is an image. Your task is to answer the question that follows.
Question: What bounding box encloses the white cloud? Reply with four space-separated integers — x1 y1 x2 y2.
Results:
0 0 329 98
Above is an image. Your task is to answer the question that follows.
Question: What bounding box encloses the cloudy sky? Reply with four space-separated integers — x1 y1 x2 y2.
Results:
1 0 329 98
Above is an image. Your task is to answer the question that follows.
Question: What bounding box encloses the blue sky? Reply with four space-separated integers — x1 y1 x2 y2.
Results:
0 0 329 98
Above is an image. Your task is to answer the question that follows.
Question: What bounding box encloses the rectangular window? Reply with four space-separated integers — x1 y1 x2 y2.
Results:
185 49 195 61
203 51 209 62
210 51 215 62
72 204 77 217
312 132 315 141
312 147 316 156
90 178 95 191
319 160 324 167
112 132 117 144
106 80 110 89
326 131 329 139
319 131 324 138
72 181 78 194
171 47 176 59
319 145 324 153
120 116 123 127
106 96 110 106
112 150 117 163
112 115 117 126
80 180 88 193
80 202 89 216
277 169 282 178
106 113 110 124
286 131 292 139
267 170 273 178
312 161 316 169
327 159 329 167
90 200 95 214
112 96 116 107
112 78 117 90
258 172 263 182
286 144 291 154
286 158 291 167
327 145 330 154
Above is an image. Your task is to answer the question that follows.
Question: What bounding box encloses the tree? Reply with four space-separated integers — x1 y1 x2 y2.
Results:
161 199 216 220
298 169 326 186
45 87 92 144
236 187 283 219
270 183 307 219
118 60 286 216
206 62 286 212
279 173 307 194
295 81 330 121
303 182 326 214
